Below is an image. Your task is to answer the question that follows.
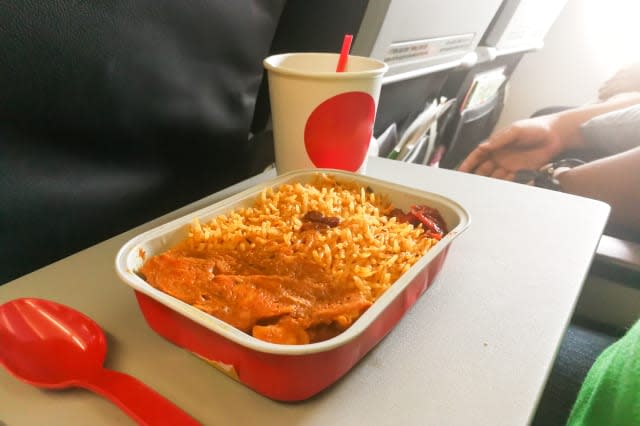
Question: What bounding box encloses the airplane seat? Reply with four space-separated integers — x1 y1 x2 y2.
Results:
0 0 511 284
0 0 287 284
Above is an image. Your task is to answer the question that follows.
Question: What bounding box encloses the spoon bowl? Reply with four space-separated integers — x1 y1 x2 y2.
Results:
0 298 106 387
0 298 200 426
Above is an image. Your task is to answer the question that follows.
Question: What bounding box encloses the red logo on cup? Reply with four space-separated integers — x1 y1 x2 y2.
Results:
304 92 375 171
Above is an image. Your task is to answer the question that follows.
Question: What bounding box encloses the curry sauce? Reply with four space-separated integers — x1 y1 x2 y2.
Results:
140 244 372 345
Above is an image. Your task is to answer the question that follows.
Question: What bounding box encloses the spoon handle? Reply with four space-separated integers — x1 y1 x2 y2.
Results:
82 368 201 426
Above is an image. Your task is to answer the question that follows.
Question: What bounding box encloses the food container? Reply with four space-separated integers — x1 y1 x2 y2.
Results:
115 169 470 401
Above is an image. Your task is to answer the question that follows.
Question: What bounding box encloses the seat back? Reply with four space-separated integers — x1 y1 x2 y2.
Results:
0 0 286 283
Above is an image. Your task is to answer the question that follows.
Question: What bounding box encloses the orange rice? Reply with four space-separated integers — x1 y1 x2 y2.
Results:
181 174 439 302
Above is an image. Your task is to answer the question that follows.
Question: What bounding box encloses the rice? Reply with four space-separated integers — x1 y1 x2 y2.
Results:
183 173 439 302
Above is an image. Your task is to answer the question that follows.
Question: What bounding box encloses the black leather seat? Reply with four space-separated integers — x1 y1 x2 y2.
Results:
0 0 286 283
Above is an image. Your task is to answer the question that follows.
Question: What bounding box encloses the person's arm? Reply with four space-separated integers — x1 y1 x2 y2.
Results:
558 146 640 233
598 62 640 101
553 92 640 150
458 92 640 180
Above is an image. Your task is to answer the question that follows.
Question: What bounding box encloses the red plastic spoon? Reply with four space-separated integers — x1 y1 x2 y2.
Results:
0 298 200 426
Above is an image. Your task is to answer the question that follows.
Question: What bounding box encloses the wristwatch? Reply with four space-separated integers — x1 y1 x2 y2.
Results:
515 159 585 191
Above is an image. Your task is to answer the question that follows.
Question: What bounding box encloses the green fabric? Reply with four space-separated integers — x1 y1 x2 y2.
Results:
567 320 640 425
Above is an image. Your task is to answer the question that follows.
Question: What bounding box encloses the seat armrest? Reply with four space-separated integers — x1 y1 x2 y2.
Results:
595 235 640 273
573 235 640 331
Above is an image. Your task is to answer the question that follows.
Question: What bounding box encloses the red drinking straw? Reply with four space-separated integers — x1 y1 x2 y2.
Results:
336 34 353 72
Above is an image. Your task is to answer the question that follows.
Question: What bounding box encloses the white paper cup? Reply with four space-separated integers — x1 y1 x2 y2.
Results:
263 53 388 174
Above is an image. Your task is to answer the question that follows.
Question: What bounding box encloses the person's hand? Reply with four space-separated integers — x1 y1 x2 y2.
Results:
458 115 569 181
598 63 640 101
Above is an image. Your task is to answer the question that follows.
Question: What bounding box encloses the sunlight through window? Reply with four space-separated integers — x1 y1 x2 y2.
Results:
581 0 640 68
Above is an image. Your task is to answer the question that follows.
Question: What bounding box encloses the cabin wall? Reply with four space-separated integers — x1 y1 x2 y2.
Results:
497 0 640 129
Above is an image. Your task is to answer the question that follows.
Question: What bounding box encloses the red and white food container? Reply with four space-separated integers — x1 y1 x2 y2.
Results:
115 170 470 401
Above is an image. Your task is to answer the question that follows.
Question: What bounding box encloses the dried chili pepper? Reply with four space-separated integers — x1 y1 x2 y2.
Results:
388 205 448 239
409 205 448 239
